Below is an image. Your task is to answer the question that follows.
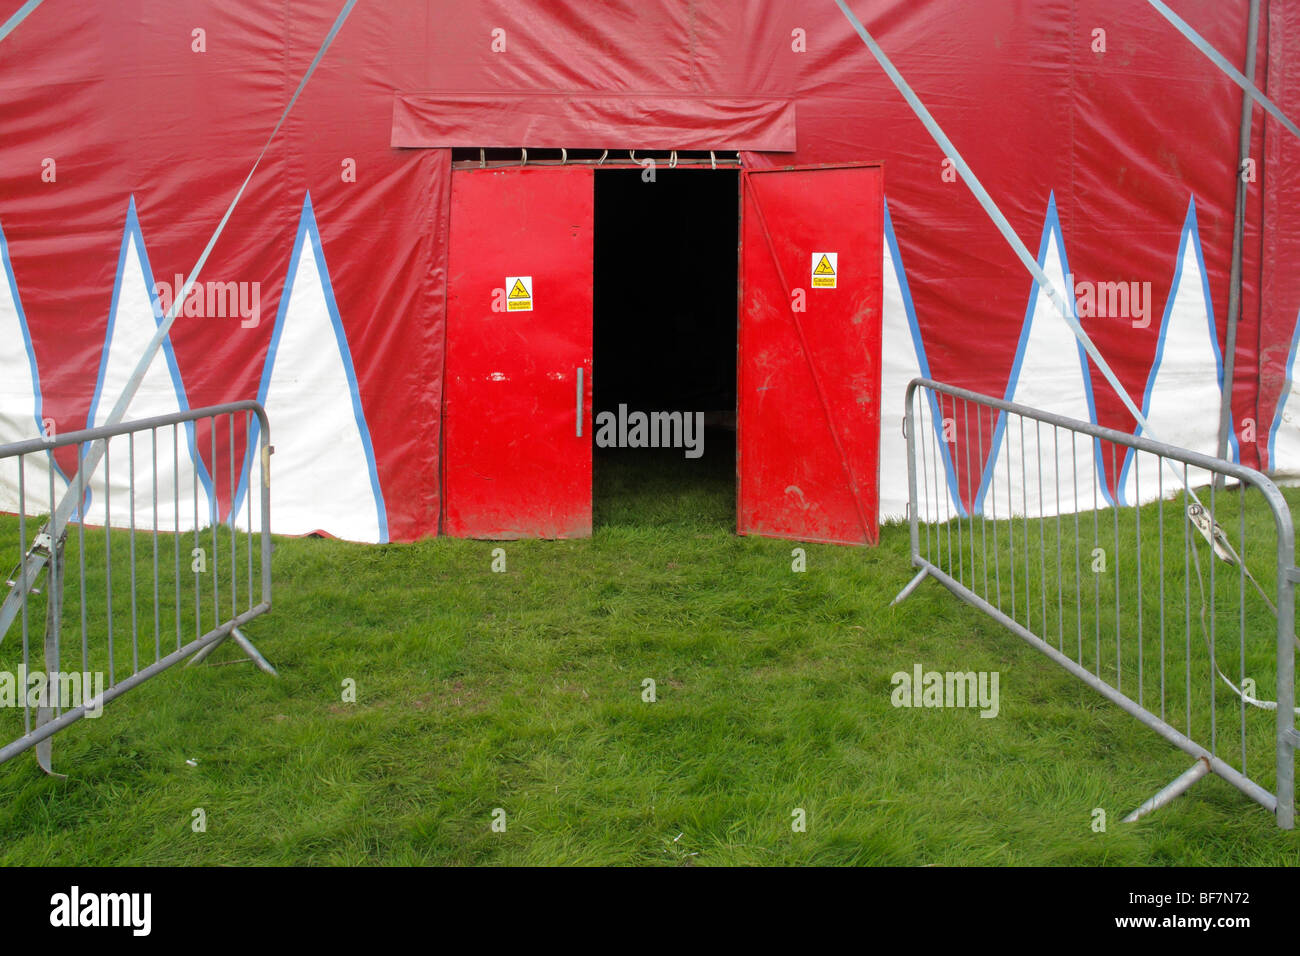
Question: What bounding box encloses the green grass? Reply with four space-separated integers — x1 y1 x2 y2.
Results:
0 444 1297 865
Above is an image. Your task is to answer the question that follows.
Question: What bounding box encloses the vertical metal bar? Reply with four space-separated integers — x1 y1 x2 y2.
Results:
1036 420 1047 640
955 398 968 587
259 411 272 608
105 441 114 686
152 428 160 663
229 413 237 619
1093 450 1101 675
77 462 86 674
951 397 963 586
963 399 976 591
210 417 219 630
1185 463 1191 735
1021 415 1031 630
174 423 181 652
129 431 138 675
934 392 944 572
1007 414 1016 621
1239 480 1247 773
193 438 200 642
1210 479 1217 755
1054 426 1063 652
245 411 253 614
937 393 949 577
990 404 1003 614
906 384 920 568
934 393 945 573
1158 460 1166 722
1274 479 1296 830
919 390 933 566
1136 451 1143 707
1112 443 1121 689
48 462 59 717
1073 432 1082 664
977 402 989 603
18 459 28 733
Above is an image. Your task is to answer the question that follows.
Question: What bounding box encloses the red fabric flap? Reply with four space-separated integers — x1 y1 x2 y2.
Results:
392 92 796 151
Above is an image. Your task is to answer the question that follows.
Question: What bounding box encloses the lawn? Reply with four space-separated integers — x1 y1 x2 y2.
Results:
0 443 1297 865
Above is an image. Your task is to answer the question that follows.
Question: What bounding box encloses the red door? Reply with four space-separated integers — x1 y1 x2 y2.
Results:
738 164 884 545
443 166 593 538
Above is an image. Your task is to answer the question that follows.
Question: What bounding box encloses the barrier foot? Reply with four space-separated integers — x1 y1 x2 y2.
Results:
1123 756 1212 823
186 637 223 668
186 627 277 677
230 627 278 677
890 567 930 607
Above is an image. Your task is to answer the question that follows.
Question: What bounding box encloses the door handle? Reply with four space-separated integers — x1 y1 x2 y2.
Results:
576 366 584 437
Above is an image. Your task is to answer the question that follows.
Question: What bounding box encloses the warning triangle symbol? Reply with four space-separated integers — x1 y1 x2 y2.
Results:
813 254 835 276
508 279 530 299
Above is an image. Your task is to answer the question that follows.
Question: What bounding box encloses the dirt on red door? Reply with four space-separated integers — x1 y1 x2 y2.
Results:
443 166 594 539
738 163 885 546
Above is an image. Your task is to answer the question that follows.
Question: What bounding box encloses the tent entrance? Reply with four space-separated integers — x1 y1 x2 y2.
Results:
592 168 739 529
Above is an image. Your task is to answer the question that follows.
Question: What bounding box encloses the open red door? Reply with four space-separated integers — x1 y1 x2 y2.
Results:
443 166 593 538
738 163 884 545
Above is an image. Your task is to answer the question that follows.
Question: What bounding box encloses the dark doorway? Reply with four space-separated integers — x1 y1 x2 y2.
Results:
592 168 739 529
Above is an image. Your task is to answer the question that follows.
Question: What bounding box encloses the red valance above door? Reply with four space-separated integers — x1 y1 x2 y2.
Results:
392 92 796 151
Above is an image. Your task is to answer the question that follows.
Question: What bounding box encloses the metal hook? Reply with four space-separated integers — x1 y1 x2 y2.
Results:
710 150 716 170
597 149 608 166
479 148 486 169
521 147 527 167
560 147 567 165
669 150 678 168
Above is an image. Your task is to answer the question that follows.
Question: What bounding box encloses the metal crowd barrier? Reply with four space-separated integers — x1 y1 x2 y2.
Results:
894 378 1296 829
0 401 274 772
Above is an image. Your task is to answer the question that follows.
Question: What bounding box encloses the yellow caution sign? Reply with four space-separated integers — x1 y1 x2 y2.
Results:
505 275 533 311
811 252 837 288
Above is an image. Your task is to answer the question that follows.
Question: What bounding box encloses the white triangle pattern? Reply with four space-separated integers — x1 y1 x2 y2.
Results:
879 203 962 524
1119 201 1225 507
84 203 215 532
977 198 1101 519
0 222 66 516
232 195 386 543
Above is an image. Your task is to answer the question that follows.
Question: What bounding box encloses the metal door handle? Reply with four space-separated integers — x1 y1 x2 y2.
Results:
576 367 584 437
